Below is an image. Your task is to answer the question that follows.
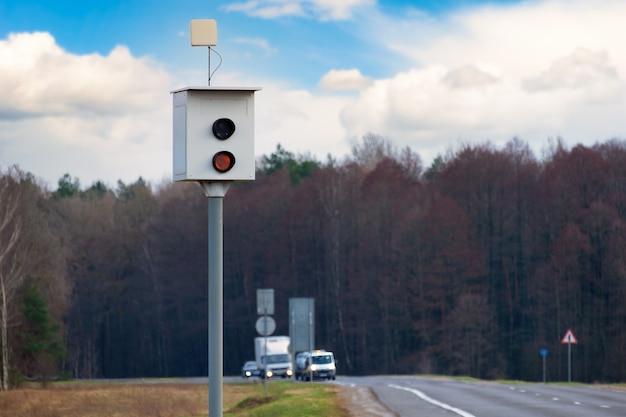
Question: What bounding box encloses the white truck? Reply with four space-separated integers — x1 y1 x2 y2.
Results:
255 336 293 379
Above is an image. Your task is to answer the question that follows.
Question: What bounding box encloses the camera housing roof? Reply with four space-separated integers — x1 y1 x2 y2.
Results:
172 86 261 181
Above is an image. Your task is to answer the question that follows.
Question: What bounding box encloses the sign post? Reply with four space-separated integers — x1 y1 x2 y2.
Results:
561 329 578 382
308 309 313 382
539 347 549 383
257 289 274 397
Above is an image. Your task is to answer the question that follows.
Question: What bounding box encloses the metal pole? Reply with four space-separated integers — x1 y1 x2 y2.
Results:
308 310 313 383
567 343 571 383
263 308 268 397
208 196 223 417
290 310 295 376
542 356 546 383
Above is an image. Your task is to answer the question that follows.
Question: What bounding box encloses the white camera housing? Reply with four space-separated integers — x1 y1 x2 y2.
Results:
172 86 261 181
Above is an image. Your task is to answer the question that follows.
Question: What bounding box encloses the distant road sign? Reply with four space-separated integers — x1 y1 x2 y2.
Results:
289 298 315 356
257 289 274 315
539 347 549 358
256 316 276 336
561 329 578 344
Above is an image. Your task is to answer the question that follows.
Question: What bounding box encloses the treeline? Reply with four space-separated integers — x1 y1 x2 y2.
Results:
2 135 626 387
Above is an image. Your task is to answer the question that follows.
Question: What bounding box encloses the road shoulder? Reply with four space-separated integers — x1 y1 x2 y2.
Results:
338 384 398 417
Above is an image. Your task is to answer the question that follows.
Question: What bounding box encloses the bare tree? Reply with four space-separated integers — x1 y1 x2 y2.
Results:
0 171 23 390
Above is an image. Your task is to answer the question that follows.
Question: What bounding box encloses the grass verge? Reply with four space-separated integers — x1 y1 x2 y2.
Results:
415 374 626 390
0 380 348 417
227 382 347 417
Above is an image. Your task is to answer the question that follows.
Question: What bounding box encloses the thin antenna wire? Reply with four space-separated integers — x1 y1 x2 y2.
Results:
208 46 211 86
210 48 223 82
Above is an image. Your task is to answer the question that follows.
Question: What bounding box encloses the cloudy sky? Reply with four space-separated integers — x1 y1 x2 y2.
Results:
0 0 625 187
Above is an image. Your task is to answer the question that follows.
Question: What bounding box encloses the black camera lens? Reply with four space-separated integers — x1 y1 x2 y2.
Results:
212 118 236 140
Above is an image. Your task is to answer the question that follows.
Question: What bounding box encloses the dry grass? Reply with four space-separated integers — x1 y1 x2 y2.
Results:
0 383 253 417
0 381 349 417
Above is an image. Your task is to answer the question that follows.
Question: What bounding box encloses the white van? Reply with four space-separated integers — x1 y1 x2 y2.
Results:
302 350 336 381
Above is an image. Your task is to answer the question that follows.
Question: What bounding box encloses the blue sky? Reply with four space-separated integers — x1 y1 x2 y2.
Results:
0 0 522 87
0 0 625 186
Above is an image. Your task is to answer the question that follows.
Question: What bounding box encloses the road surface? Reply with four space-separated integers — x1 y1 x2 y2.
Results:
335 376 626 417
83 374 626 416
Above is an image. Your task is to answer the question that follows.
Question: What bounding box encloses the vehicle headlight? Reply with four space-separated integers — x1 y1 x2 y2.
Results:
245 371 251 377
286 369 293 376
266 370 273 378
310 365 318 371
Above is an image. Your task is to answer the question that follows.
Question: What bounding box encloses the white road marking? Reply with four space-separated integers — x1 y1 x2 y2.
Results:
600 405 610 408
519 390 526 393
509 387 516 390
574 401 581 405
388 384 477 417
535 393 541 396
552 397 559 401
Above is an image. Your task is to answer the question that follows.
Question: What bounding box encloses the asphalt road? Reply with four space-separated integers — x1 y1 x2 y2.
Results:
335 376 626 417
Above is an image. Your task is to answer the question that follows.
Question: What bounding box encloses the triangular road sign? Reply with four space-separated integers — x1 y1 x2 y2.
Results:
561 329 578 344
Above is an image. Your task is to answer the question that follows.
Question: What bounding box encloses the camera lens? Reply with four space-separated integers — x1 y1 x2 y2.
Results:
212 151 236 173
212 118 236 140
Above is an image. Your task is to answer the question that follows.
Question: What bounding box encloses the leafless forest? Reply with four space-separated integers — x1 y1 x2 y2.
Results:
2 135 626 388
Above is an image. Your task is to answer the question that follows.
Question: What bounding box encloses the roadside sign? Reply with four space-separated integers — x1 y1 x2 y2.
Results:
561 329 577 382
539 347 549 358
561 329 578 344
255 316 276 336
289 297 315 362
257 288 274 315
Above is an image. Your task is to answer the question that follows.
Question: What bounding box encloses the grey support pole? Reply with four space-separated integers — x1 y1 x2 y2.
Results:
567 343 572 383
208 196 223 417
309 311 313 382
263 308 268 397
201 182 230 417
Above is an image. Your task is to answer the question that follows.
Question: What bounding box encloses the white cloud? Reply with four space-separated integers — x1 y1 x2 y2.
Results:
338 0 626 161
313 0 375 20
223 0 374 20
212 71 350 157
224 1 304 19
443 65 498 89
0 32 350 186
233 37 277 54
0 32 172 187
320 68 372 92
256 84 350 157
4 0 626 186
523 48 619 92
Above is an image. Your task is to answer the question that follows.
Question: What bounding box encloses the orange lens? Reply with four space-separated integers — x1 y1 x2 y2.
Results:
212 151 235 173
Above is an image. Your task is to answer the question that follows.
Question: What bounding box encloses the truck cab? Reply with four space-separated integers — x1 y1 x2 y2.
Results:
260 353 293 378
303 350 336 381
255 336 293 379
